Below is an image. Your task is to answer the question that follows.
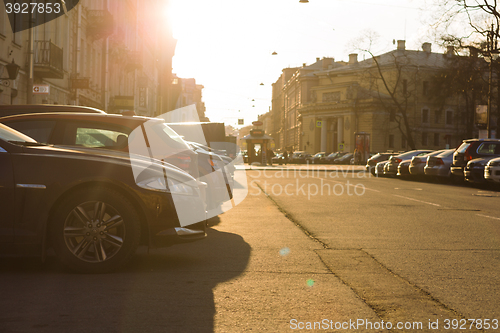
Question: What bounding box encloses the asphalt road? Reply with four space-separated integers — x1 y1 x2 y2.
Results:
0 166 499 332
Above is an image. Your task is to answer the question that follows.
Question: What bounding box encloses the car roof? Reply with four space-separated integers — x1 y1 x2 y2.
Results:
463 138 500 143
0 112 164 128
0 104 106 117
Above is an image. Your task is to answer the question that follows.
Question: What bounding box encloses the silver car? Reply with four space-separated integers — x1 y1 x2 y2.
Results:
409 150 448 176
424 149 455 178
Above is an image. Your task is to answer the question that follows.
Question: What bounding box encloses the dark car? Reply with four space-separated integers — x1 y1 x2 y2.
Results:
308 152 326 164
0 112 235 213
0 123 207 273
323 152 347 164
272 153 284 165
0 112 198 177
0 104 105 118
333 153 353 165
396 159 413 177
289 151 310 164
366 153 393 175
464 157 500 184
451 139 500 180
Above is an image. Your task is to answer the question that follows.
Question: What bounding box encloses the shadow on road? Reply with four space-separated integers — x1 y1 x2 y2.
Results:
0 226 251 333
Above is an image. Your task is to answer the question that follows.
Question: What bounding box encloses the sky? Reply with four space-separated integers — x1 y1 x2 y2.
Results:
167 0 442 128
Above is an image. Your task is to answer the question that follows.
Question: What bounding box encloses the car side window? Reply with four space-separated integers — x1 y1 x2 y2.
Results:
477 142 500 155
4 120 57 143
63 122 130 149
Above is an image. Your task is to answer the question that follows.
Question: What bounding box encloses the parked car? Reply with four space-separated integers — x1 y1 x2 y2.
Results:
272 153 284 165
424 149 455 180
323 152 347 164
289 151 310 164
384 150 433 176
0 112 232 212
375 161 389 177
366 153 393 175
396 159 412 177
485 156 500 185
464 157 499 184
0 104 105 118
0 112 198 176
409 150 447 177
333 153 353 165
308 152 327 164
451 139 500 180
0 123 207 273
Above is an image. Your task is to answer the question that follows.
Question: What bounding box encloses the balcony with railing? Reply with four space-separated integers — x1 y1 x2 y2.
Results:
34 40 64 79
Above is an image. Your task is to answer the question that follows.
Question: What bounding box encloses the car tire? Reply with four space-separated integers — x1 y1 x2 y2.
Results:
51 187 141 273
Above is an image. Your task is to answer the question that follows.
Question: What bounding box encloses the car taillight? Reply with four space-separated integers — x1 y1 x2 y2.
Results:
436 158 444 165
394 158 402 163
464 145 473 161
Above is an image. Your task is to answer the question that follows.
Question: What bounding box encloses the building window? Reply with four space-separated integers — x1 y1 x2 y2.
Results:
446 110 453 125
422 132 428 146
422 109 429 123
423 81 429 96
389 134 394 148
434 110 440 124
434 133 440 146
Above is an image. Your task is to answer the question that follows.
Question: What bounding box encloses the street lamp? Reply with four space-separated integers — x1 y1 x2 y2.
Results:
0 60 20 87
485 24 499 139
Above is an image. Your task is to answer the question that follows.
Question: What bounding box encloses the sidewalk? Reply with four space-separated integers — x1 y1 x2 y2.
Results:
210 171 383 332
237 163 366 172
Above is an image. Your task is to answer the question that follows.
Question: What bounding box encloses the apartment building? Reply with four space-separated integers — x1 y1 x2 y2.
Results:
0 0 177 117
271 41 470 154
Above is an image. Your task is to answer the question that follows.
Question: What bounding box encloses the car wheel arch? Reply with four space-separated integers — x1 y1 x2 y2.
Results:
45 181 150 252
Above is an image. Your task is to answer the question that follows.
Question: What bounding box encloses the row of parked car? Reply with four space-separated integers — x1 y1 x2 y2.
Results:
271 151 354 165
0 104 237 273
365 138 500 186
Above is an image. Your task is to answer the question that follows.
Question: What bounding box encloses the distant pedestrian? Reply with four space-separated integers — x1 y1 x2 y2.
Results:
283 150 288 165
267 149 275 166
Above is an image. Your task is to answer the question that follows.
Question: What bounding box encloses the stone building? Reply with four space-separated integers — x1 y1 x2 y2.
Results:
0 0 177 117
271 41 469 154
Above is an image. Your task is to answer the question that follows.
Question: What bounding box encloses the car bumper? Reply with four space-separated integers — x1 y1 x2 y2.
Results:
424 166 450 177
397 166 411 176
465 168 486 183
450 166 464 177
485 166 500 183
409 165 425 175
384 164 398 175
149 191 208 248
153 222 207 247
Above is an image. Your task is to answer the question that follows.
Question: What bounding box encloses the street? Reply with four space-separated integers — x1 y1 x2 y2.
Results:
1 165 499 332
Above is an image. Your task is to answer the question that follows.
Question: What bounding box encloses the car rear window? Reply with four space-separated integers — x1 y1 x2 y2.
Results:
456 142 470 153
437 149 455 158
4 120 56 143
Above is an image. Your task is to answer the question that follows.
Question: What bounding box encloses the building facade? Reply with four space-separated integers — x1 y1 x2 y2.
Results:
0 0 177 117
271 41 471 154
